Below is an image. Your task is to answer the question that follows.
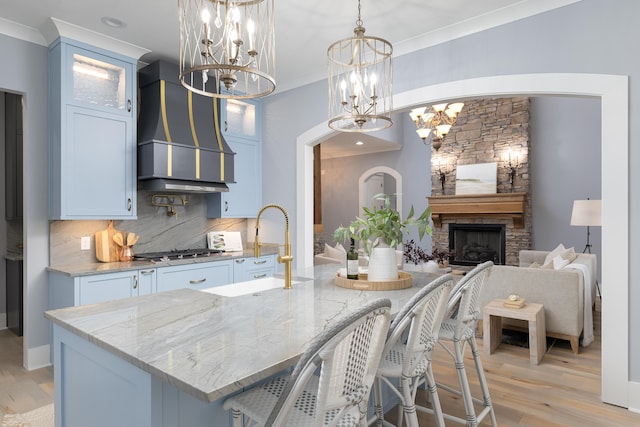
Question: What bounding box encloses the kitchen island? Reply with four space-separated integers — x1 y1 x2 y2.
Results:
45 264 438 427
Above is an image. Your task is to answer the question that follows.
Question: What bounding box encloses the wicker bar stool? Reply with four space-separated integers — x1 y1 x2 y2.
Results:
425 261 497 427
223 298 392 427
372 274 454 427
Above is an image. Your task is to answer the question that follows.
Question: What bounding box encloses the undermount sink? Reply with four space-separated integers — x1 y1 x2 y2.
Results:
201 276 306 297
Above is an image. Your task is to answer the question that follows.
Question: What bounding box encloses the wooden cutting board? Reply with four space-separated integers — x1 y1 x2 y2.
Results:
95 220 123 262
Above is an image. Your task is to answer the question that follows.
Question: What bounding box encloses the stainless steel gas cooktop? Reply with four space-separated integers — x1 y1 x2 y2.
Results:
133 248 222 263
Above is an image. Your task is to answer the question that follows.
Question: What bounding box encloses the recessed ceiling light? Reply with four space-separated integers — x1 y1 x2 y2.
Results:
101 16 126 29
356 141 364 145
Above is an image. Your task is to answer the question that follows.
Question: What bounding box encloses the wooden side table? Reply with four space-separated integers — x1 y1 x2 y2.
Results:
483 299 546 365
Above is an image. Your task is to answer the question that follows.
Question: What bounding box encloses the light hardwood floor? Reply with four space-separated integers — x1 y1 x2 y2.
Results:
1 300 639 425
0 331 53 419
386 299 640 426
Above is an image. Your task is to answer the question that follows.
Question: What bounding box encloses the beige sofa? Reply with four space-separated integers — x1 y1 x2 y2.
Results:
480 249 597 354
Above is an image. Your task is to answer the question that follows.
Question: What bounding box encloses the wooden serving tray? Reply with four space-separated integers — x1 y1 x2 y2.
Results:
334 271 413 291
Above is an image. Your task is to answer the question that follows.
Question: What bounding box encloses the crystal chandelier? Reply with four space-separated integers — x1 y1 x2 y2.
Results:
327 0 393 132
409 102 464 150
178 0 275 99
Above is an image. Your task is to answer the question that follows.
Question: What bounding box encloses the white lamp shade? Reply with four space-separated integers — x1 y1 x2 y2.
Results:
570 199 602 226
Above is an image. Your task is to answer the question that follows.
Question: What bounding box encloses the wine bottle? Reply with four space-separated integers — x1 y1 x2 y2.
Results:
347 238 359 279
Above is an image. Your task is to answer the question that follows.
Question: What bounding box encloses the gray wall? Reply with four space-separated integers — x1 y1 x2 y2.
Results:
0 34 49 368
320 114 433 254
261 0 639 382
321 95 602 277
530 96 602 280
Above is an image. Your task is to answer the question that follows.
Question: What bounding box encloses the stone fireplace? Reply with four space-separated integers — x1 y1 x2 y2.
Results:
428 97 532 266
449 224 506 266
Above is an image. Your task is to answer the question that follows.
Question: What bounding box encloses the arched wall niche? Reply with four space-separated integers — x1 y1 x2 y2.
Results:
358 166 403 220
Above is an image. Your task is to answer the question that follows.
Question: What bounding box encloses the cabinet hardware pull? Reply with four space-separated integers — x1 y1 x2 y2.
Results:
224 201 229 212
253 273 267 279
127 99 132 112
127 198 133 211
133 274 138 289
235 259 245 264
254 260 267 265
140 269 155 275
224 120 228 132
190 278 207 285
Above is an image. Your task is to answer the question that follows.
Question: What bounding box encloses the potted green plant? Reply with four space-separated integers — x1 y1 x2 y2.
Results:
334 193 432 280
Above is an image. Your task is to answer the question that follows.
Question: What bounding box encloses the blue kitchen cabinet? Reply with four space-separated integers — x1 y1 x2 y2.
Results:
232 255 276 282
207 98 262 218
48 38 137 219
156 261 233 293
49 269 157 308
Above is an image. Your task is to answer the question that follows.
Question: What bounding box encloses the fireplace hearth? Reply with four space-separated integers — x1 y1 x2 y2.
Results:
449 224 506 266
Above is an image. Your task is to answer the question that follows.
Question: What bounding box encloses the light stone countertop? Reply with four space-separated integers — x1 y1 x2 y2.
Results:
44 264 439 403
47 248 279 277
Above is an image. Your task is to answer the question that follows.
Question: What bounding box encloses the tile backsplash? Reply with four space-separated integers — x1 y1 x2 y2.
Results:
49 190 247 266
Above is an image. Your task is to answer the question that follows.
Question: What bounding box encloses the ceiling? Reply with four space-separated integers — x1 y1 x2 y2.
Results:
0 0 578 157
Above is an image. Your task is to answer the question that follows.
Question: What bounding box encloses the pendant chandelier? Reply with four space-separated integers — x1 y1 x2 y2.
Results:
327 0 393 132
409 102 464 150
178 0 275 99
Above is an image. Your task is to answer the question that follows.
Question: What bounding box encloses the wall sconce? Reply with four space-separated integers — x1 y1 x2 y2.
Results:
503 149 519 187
433 157 454 195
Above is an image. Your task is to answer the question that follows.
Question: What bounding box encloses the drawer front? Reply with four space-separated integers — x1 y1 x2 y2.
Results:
157 261 233 292
242 268 274 281
79 271 135 305
233 255 276 282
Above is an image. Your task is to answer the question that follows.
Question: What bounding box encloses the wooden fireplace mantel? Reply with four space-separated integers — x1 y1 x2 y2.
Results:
427 192 527 228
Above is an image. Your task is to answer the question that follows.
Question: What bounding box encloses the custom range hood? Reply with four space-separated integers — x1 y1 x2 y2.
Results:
137 60 234 193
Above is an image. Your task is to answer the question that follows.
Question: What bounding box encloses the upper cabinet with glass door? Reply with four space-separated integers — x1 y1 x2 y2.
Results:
222 98 261 141
48 38 137 220
69 49 133 116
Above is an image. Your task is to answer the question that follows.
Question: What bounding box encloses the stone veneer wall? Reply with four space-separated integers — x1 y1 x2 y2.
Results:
430 97 532 266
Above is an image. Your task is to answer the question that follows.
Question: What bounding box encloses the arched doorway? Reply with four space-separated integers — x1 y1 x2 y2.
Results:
296 73 629 407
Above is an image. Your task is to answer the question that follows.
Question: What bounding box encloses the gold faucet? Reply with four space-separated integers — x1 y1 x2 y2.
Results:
255 204 293 289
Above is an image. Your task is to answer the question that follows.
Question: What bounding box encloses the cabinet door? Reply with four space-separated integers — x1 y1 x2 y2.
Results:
61 105 135 218
79 271 137 305
156 261 233 293
208 136 261 218
137 268 157 296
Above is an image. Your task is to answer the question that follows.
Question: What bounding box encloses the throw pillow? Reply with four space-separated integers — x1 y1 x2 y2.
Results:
552 255 570 270
324 242 346 261
544 243 566 265
540 261 554 270
560 247 577 263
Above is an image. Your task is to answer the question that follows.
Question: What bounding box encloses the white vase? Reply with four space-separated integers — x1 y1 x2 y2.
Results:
368 247 398 281
423 260 440 273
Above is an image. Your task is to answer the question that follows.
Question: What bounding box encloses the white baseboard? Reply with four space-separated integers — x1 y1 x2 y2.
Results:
26 344 51 370
629 381 640 413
